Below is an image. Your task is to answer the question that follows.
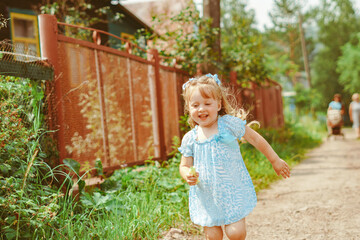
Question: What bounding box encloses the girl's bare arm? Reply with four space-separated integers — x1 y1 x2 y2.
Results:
243 125 290 178
179 156 199 186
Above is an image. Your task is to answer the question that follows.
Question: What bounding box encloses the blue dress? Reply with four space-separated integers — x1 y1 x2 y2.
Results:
178 114 257 227
328 101 342 110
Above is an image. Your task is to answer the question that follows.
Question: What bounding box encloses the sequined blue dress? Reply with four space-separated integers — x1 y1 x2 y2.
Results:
178 114 257 227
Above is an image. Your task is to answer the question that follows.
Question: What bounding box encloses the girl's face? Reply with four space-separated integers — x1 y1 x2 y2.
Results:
188 87 221 128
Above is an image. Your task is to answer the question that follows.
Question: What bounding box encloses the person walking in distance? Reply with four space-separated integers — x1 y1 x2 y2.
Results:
349 93 360 139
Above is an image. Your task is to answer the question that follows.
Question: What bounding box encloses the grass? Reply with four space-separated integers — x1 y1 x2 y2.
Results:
243 114 325 191
54 156 197 239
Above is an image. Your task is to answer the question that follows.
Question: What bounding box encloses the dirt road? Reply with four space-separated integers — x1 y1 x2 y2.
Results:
163 128 360 240
246 128 360 240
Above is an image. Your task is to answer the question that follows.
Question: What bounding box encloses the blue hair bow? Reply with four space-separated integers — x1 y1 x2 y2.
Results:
182 73 222 90
206 73 222 86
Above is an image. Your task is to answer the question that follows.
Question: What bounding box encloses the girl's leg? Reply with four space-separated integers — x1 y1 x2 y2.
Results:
204 226 223 240
327 120 332 135
224 218 246 240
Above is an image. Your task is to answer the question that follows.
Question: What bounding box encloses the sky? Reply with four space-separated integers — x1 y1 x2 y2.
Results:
246 0 360 31
119 0 360 31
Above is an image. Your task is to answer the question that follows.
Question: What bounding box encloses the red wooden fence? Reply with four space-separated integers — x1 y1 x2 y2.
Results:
229 72 284 129
38 14 284 175
38 14 188 174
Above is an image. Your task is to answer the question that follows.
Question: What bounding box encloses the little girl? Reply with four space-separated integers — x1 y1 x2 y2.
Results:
178 74 290 240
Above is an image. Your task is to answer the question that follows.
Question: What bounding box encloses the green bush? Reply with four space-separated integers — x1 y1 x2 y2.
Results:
0 76 66 239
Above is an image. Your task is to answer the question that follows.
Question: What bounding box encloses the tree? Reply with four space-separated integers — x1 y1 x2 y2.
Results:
145 2 219 75
264 0 304 85
203 0 221 73
311 0 360 107
337 33 360 93
221 0 267 84
39 0 123 41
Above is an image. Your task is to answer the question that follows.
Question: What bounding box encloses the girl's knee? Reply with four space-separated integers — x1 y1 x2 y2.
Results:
226 229 246 240
204 226 223 240
225 219 247 240
225 228 246 240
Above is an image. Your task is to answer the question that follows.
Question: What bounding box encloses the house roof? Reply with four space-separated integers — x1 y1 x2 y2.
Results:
122 0 190 27
118 4 154 33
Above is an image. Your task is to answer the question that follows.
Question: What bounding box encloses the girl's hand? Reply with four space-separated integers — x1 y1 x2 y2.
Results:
186 168 199 186
272 159 291 178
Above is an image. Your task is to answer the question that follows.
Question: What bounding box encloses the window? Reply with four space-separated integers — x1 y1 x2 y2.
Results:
10 12 40 60
121 32 134 42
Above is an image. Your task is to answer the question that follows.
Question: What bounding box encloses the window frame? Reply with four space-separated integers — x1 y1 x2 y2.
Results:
9 12 40 57
121 32 135 41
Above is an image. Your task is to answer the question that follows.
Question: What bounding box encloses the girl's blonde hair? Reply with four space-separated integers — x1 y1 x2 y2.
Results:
182 75 254 128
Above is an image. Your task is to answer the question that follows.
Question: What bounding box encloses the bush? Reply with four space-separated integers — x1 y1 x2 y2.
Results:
0 76 65 239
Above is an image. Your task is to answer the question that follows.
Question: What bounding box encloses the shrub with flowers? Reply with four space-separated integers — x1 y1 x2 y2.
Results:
0 76 64 239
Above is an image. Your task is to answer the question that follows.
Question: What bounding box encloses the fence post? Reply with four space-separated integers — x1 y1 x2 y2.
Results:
38 14 66 164
229 71 237 85
149 49 166 161
93 31 111 167
176 73 186 136
251 82 264 127
276 86 285 127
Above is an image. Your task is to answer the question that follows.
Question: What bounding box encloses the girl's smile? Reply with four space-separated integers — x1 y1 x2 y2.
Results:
189 88 221 128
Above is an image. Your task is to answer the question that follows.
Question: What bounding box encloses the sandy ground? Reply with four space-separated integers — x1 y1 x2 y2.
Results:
163 128 360 240
247 128 360 240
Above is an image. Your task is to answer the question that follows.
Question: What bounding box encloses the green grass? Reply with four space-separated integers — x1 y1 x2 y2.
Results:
243 114 325 191
47 155 197 239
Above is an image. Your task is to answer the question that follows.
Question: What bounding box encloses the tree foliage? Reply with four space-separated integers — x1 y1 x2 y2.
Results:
221 0 268 83
294 83 322 114
311 0 360 107
263 0 304 85
337 33 360 93
142 2 220 75
264 54 299 90
39 0 123 41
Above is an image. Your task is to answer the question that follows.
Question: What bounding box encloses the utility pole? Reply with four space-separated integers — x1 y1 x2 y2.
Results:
202 0 221 73
298 12 311 88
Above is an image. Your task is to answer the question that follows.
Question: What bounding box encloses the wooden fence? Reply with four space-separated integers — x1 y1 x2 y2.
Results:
229 73 284 129
38 14 284 174
38 14 188 174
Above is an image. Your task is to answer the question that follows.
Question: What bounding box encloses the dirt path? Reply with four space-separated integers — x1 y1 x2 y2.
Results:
246 128 360 240
163 128 360 240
